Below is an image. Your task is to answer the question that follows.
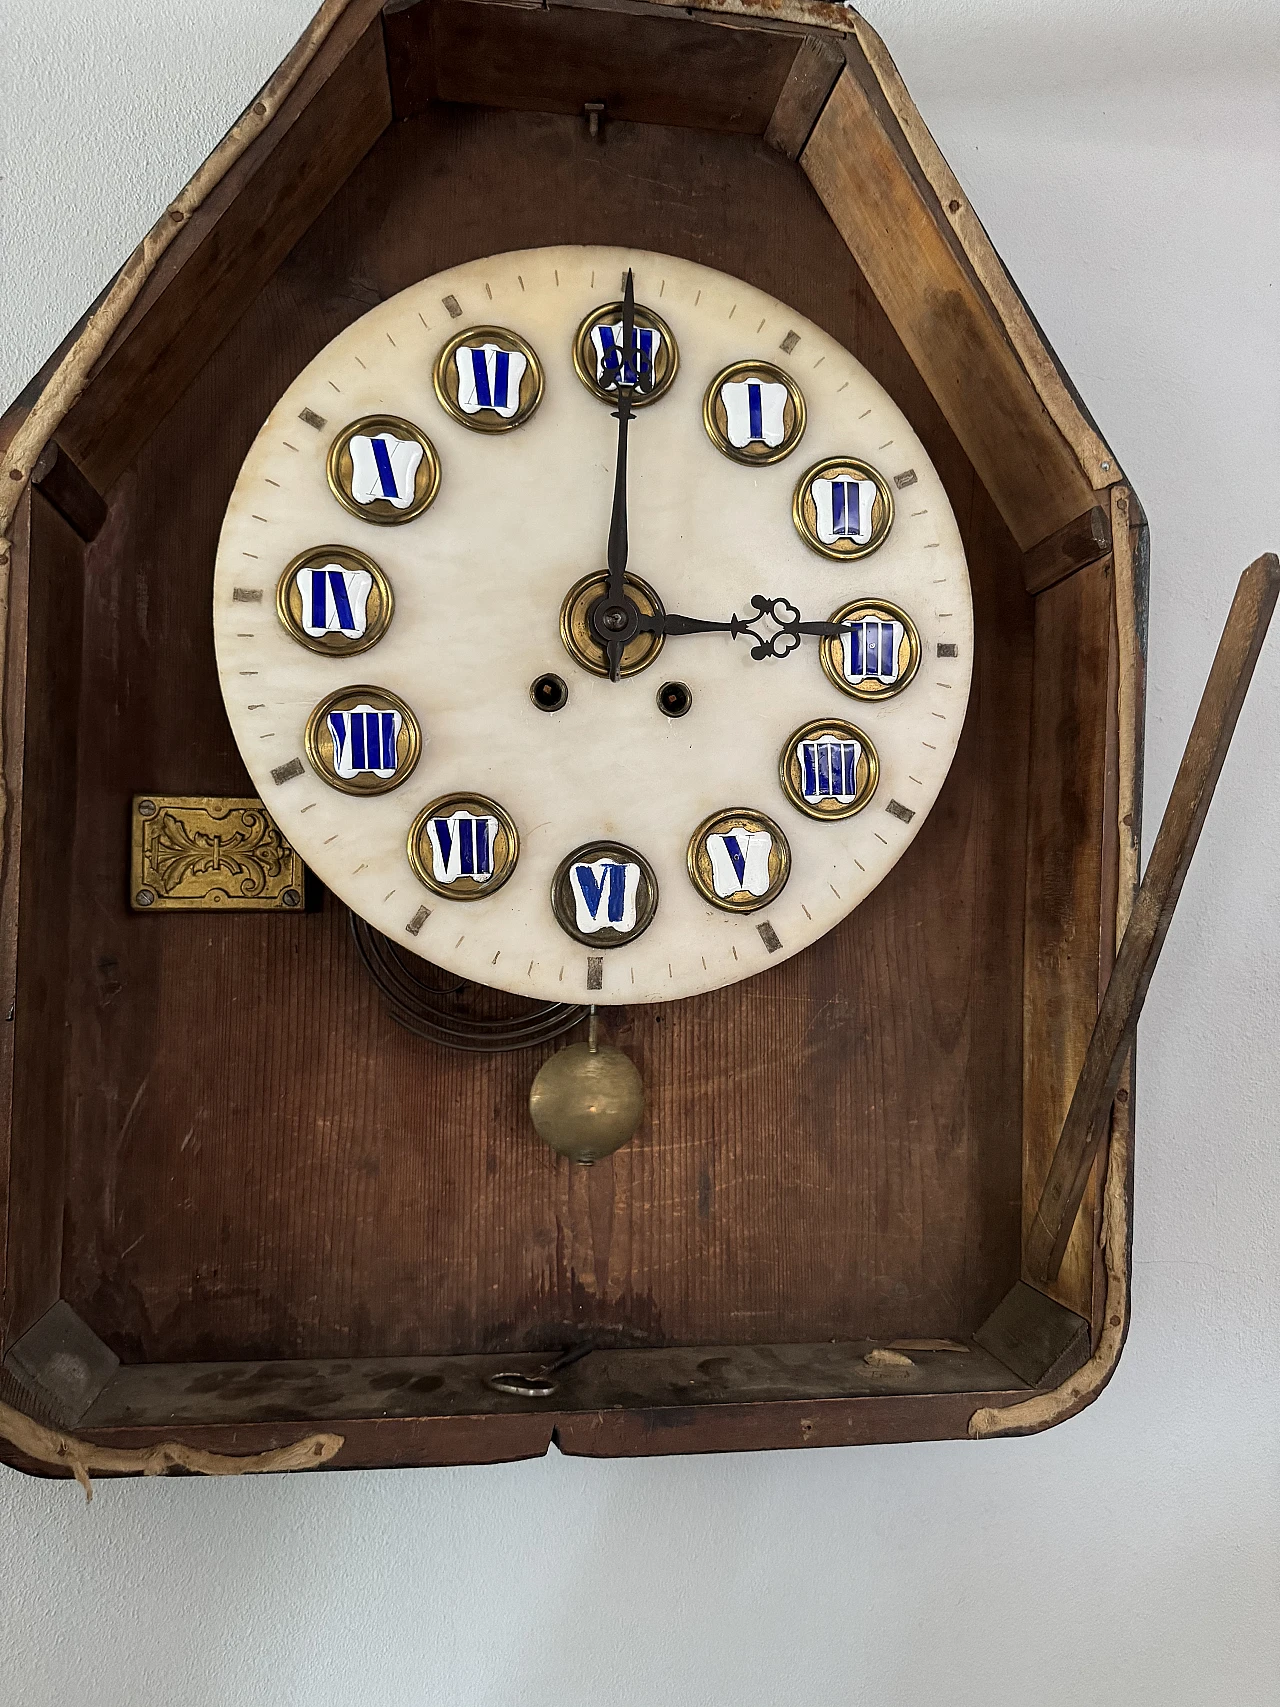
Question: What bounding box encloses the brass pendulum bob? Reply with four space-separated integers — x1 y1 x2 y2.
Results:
528 1008 644 1164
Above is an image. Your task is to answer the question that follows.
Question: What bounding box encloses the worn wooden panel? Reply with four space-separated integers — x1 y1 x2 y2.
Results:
385 0 803 131
3 495 84 1349
57 9 392 496
1022 558 1117 1321
77 1341 1025 1428
802 71 1097 553
0 495 33 1351
41 107 1031 1365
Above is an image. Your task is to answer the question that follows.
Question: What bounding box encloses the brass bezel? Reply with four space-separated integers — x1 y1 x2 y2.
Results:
779 718 880 822
431 324 545 433
559 571 666 678
792 455 894 562
572 299 679 405
275 544 394 657
686 808 791 913
303 685 422 797
819 597 922 701
701 360 807 466
407 792 520 900
550 841 659 948
326 414 441 525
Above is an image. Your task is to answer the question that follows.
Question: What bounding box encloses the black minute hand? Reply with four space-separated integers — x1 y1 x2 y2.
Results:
592 269 644 681
634 596 849 662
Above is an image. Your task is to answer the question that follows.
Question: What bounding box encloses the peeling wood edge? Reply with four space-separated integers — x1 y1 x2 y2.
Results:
647 0 855 34
972 485 1141 1439
0 1393 343 1500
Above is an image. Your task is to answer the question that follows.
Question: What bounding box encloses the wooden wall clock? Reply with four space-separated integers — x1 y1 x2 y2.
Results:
213 247 972 1007
0 0 1271 1485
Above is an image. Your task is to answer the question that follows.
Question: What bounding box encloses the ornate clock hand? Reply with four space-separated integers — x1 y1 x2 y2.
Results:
634 596 849 661
590 269 647 681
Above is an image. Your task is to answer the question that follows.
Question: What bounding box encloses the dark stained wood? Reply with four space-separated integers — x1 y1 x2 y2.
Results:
33 108 1031 1368
77 1341 1024 1428
973 1280 1089 1388
0 493 33 1353
3 1299 119 1426
1027 556 1280 1283
57 9 392 496
1024 505 1112 596
31 441 107 543
555 1391 1023 1456
0 1352 1027 1478
802 69 1098 553
764 33 845 160
385 0 804 132
1021 558 1117 1322
3 495 83 1351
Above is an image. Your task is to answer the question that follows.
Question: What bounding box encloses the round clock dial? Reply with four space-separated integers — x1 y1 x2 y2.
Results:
213 246 973 1005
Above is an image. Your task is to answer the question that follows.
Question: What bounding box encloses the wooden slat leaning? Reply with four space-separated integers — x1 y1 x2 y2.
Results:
1026 553 1280 1284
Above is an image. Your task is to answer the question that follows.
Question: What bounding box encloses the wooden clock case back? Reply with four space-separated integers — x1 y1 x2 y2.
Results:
0 0 1142 1474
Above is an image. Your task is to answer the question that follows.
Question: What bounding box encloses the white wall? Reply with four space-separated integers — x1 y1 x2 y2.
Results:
1 4 1278 1702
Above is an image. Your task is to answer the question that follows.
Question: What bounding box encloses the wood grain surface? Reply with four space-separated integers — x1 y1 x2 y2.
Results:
385 0 805 132
3 497 86 1351
1 107 1034 1366
1026 554 1280 1283
1021 557 1117 1321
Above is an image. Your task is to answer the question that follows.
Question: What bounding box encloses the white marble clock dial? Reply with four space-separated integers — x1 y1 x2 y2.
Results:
213 246 973 1005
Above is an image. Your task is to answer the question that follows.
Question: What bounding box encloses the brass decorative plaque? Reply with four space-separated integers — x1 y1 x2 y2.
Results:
130 796 305 912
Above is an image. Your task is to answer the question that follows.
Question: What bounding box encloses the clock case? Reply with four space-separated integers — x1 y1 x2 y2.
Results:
0 0 1145 1475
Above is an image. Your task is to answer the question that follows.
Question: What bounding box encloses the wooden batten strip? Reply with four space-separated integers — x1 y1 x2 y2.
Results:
1023 505 1112 596
765 33 846 159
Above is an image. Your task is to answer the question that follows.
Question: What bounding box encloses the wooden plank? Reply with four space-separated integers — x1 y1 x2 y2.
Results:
3 494 83 1351
0 491 33 1354
4 1388 1025 1478
1021 557 1116 1321
1024 505 1111 596
764 32 844 159
30 442 106 543
57 8 391 495
76 1341 1023 1427
973 1280 1089 1388
802 70 1098 552
384 0 802 132
1027 555 1280 1282
47 106 1029 1368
